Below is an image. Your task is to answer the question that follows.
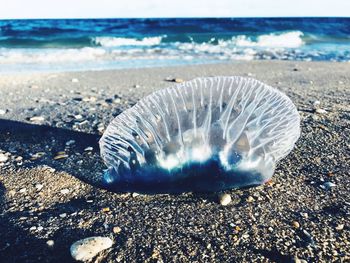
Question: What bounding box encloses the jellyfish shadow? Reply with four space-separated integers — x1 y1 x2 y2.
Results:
0 118 101 186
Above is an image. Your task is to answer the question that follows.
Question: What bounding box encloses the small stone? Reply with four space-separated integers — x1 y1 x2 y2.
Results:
59 213 67 218
268 227 274 232
113 226 122 234
102 207 110 213
219 193 232 206
0 109 6 115
65 140 76 146
84 147 93 151
134 84 140 88
30 85 39 89
246 196 255 203
132 193 140 197
37 226 43 231
0 153 8 163
321 181 336 190
30 116 45 122
70 236 113 261
335 224 344 231
54 153 68 160
46 240 55 247
71 78 79 83
315 108 327 114
19 188 26 193
29 226 37 231
74 114 83 120
292 221 300 229
60 188 70 195
35 184 44 191
312 100 321 108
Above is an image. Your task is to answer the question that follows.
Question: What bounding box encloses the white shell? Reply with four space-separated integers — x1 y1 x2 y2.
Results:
100 76 300 193
70 236 113 261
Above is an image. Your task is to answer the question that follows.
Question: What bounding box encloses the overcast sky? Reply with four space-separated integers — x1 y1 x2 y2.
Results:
1 0 349 19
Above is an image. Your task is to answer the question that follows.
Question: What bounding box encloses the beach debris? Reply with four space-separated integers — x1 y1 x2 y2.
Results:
321 181 336 190
71 78 79 83
70 236 113 261
100 77 300 193
219 193 232 206
0 109 6 115
29 116 45 123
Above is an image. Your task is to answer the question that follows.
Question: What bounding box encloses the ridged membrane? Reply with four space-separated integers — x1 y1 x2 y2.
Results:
100 76 300 193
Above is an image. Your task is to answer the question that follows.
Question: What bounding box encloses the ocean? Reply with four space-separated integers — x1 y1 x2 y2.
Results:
0 18 349 73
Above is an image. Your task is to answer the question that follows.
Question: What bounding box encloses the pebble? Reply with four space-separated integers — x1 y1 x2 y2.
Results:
19 188 26 193
292 221 300 229
312 100 320 108
35 184 44 191
246 196 255 203
335 224 344 231
84 146 93 151
70 236 113 261
46 240 55 247
315 108 327 114
53 153 68 160
0 153 8 163
37 226 43 231
71 78 79 83
132 192 140 197
65 140 76 146
102 207 110 213
60 188 70 195
30 116 45 122
59 213 67 218
321 181 336 190
0 109 6 115
113 226 122 234
219 193 232 206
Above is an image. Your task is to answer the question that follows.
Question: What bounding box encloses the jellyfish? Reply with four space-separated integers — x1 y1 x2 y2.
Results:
99 76 300 193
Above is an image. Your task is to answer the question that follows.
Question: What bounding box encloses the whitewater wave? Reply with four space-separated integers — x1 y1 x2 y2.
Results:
227 31 304 48
92 36 164 47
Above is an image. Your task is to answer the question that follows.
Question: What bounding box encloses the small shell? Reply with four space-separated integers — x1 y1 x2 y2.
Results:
100 76 300 193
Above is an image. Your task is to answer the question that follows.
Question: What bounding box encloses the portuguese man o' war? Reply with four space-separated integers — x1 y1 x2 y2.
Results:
100 76 300 193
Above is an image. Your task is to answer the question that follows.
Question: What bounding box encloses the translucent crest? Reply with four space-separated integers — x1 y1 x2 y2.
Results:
100 76 300 193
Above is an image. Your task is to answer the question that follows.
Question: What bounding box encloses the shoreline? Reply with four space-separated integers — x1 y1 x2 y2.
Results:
0 60 349 262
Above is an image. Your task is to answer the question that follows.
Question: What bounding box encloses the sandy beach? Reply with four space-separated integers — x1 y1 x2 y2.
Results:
0 60 349 262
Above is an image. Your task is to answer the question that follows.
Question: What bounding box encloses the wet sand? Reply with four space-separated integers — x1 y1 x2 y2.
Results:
0 61 349 262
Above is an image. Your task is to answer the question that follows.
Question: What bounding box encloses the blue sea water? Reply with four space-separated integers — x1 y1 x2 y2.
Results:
0 18 349 72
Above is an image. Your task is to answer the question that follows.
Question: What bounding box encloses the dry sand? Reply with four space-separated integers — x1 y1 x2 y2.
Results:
0 61 349 262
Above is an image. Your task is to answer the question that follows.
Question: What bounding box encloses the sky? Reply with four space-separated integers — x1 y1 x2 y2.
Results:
1 0 349 19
